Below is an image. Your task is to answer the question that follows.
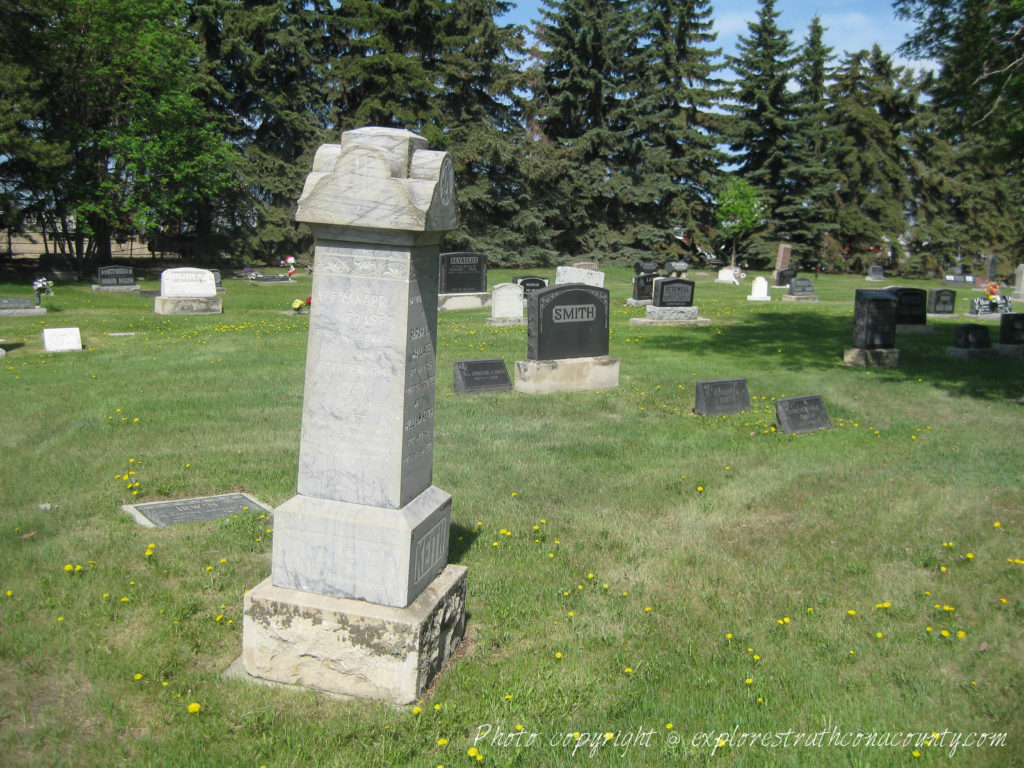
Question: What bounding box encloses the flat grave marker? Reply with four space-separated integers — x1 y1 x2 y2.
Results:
42 327 82 352
453 359 513 395
123 493 272 528
776 395 832 434
694 378 750 417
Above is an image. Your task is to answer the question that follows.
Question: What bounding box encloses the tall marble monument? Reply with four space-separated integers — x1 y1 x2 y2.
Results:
242 127 466 704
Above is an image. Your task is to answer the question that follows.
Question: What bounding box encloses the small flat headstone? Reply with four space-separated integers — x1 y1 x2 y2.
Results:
0 297 35 309
42 327 82 352
453 359 513 395
694 378 750 416
776 395 832 434
122 492 272 527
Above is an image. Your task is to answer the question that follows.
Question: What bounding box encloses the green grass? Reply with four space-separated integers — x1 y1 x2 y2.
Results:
1 268 1022 767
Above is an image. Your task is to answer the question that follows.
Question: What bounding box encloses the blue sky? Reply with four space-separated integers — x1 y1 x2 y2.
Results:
498 0 927 70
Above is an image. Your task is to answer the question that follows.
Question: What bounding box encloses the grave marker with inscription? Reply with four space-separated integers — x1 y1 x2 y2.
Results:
123 493 272 527
782 277 818 302
866 265 884 281
42 327 82 352
694 378 750 417
242 127 466 705
747 276 771 301
844 289 899 366
92 266 140 292
438 252 489 310
453 359 513 394
514 276 548 294
631 277 708 325
927 288 956 315
776 395 832 434
773 243 791 285
555 265 605 288
155 268 222 315
887 287 930 331
487 282 525 326
775 268 797 287
0 297 46 316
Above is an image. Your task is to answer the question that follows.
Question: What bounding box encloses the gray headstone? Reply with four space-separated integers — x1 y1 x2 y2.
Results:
490 282 524 320
788 277 814 295
0 297 34 309
955 324 990 349
999 313 1024 345
453 359 513 395
123 493 272 527
439 252 487 293
853 289 897 348
652 277 694 307
527 284 610 361
776 395 832 434
888 287 927 325
927 289 956 314
96 265 136 286
867 265 884 280
694 378 750 416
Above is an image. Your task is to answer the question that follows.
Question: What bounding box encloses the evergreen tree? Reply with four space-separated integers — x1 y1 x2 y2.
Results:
530 0 642 258
634 0 727 256
827 46 917 272
782 16 839 268
723 0 798 264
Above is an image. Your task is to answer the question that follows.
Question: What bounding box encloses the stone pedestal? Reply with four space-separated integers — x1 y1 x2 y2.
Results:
843 348 900 366
629 306 711 326
514 356 619 394
240 126 464 702
154 296 222 314
243 565 467 705
439 292 490 311
782 294 819 303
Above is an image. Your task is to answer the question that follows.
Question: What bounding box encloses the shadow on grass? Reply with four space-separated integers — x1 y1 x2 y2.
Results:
448 521 479 564
632 309 1024 402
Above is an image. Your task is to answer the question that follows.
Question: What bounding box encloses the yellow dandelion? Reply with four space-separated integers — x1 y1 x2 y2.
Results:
187 702 201 714
555 651 563 659
437 738 448 746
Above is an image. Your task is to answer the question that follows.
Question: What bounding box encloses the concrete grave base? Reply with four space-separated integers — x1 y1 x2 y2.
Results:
843 347 900 366
485 316 526 327
629 306 710 326
91 284 140 292
514 355 620 394
0 307 46 316
948 343 1024 360
895 324 934 334
241 565 467 705
154 296 223 315
625 298 652 307
781 295 819 302
271 487 452 609
438 292 490 311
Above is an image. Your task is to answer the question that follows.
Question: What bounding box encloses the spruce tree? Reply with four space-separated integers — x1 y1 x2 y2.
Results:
723 0 798 264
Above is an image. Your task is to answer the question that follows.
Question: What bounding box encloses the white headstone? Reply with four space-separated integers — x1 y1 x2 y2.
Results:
747 276 771 301
42 327 82 352
491 282 524 319
555 265 605 288
160 268 217 298
715 267 741 285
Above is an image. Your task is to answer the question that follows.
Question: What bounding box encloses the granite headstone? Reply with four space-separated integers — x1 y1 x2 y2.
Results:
439 252 487 293
927 288 956 314
694 378 750 417
453 359 513 395
852 289 897 348
776 395 832 434
527 284 610 361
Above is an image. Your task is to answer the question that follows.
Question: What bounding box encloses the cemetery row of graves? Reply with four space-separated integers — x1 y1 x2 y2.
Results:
0 256 1021 766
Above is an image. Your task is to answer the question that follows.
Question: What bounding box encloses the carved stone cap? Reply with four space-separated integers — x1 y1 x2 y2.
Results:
295 127 458 233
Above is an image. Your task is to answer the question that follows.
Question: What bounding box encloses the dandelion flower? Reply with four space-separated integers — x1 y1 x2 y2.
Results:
412 707 422 714
437 738 448 746
134 673 143 681
555 652 563 660
187 702 201 714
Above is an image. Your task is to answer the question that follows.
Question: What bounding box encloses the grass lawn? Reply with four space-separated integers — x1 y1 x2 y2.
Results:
0 267 1021 767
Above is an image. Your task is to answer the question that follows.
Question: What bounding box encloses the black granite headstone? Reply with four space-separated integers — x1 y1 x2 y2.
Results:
126 493 272 527
927 288 956 314
632 274 655 301
788 277 814 296
453 359 513 395
969 296 1011 315
999 313 1024 345
888 287 927 325
776 395 832 434
514 276 548 295
954 324 990 349
634 261 659 275
853 289 897 348
776 268 796 287
653 278 694 307
96 266 135 286
694 378 750 417
439 252 488 293
528 284 610 361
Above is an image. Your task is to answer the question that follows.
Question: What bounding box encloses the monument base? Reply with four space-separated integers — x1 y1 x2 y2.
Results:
439 292 490 311
895 324 934 334
781 295 819 302
625 298 651 307
485 316 526 327
272 486 452 609
629 305 710 326
514 356 620 394
91 284 140 292
242 565 467 705
945 346 998 360
843 347 900 366
746 295 771 302
154 296 223 315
